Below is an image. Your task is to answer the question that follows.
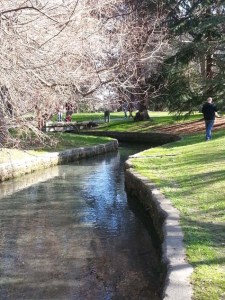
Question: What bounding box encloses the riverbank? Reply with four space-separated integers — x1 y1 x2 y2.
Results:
125 161 193 299
128 129 225 300
89 114 225 299
80 131 180 145
0 140 118 182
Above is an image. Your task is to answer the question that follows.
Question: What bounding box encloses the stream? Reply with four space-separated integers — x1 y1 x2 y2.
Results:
0 144 161 300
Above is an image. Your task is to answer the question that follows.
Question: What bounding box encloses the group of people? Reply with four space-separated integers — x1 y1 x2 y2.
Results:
104 98 222 141
54 97 222 141
57 102 73 122
122 102 134 118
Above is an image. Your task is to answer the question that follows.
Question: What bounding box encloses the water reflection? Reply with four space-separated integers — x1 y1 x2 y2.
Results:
0 166 60 199
0 145 160 300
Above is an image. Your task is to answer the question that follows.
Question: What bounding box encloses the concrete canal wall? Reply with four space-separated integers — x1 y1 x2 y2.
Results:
0 140 118 182
79 131 193 299
81 131 180 146
124 160 193 300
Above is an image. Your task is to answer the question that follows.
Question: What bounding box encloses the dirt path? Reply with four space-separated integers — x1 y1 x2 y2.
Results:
153 118 225 136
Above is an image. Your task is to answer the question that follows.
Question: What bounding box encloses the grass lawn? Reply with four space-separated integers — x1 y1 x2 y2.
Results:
0 133 112 164
130 130 225 300
70 111 202 132
54 111 124 122
4 110 196 164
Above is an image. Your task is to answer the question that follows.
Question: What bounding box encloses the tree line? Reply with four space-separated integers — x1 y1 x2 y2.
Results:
0 0 224 146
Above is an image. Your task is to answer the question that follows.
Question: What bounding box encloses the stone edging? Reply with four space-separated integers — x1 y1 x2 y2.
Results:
0 140 118 182
81 130 180 145
124 159 193 300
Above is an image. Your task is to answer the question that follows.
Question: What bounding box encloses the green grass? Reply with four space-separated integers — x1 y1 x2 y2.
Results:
41 133 112 151
53 111 125 122
0 133 112 164
97 115 201 132
131 130 225 300
67 111 202 132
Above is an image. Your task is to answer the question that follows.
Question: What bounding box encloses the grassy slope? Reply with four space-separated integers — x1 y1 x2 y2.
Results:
0 134 112 164
73 111 202 132
131 130 225 300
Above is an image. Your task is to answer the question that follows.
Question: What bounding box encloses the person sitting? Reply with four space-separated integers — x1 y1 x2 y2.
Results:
65 114 72 122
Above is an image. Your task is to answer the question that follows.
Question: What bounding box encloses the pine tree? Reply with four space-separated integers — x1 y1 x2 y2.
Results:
157 0 225 112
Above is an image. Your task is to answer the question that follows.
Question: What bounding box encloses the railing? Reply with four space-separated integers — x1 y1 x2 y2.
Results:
43 121 98 133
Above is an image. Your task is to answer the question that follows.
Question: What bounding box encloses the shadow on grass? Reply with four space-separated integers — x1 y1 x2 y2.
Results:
136 144 225 181
151 113 201 125
97 119 133 131
182 218 225 266
163 129 225 148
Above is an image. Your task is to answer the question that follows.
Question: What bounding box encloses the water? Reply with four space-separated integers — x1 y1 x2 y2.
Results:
0 145 161 300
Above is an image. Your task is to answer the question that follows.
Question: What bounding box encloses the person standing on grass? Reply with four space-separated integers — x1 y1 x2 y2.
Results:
202 97 220 141
104 110 110 122
57 104 63 122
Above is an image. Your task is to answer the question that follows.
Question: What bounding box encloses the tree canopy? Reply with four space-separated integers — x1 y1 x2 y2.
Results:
1 0 225 146
0 0 169 146
152 0 225 112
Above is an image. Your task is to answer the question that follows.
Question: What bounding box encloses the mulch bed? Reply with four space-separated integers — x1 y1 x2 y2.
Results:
153 118 225 135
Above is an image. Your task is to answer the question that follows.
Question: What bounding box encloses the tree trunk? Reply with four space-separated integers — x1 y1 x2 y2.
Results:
0 86 9 146
206 52 213 79
205 32 213 96
0 110 8 146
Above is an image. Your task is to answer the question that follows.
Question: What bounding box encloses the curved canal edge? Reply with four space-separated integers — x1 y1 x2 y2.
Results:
1 132 193 299
0 140 118 182
124 159 193 300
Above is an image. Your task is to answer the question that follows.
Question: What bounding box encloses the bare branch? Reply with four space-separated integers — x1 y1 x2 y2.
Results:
0 6 58 23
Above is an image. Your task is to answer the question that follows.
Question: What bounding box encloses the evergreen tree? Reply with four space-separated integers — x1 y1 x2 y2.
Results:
156 0 225 112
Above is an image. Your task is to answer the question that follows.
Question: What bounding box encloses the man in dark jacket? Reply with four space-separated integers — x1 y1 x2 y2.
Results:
202 97 220 141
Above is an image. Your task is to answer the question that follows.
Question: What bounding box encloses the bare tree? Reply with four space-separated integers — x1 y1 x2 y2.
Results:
0 0 168 146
